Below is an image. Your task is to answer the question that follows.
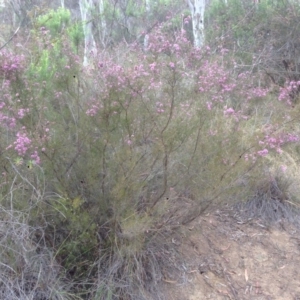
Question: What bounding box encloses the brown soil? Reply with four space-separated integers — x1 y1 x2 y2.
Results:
161 206 300 300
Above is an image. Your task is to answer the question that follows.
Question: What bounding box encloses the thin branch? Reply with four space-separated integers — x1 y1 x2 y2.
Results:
0 21 22 51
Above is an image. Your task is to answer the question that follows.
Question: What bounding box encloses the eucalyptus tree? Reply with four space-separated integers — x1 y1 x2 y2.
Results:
97 0 107 47
79 0 97 66
187 0 206 47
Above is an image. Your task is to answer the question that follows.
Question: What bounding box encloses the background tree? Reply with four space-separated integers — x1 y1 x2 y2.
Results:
187 0 206 47
79 0 97 66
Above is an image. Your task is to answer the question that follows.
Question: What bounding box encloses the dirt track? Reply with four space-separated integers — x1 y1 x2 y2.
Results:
163 206 300 300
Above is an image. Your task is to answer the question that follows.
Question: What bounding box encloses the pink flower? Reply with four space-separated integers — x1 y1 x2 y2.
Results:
281 165 287 173
257 149 268 157
86 105 99 116
206 102 212 110
169 62 175 69
17 108 29 119
31 150 40 164
224 107 235 115
14 131 31 156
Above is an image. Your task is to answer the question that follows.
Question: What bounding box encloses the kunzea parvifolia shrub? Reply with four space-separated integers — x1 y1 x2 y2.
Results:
1 15 300 299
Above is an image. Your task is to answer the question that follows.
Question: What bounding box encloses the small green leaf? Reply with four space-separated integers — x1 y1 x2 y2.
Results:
72 196 83 210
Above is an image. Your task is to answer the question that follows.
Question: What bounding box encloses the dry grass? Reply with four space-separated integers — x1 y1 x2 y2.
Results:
0 206 76 300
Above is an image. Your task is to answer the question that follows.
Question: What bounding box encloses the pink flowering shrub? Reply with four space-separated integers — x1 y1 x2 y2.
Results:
197 62 269 111
0 55 48 165
1 15 300 300
0 51 25 79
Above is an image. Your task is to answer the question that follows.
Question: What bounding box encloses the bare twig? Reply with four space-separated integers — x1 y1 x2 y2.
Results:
0 21 23 51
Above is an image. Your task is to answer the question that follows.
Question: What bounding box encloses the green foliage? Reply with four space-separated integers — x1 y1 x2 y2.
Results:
125 0 144 17
36 7 71 35
27 27 79 93
35 7 83 52
48 195 98 274
67 22 84 52
28 49 53 81
206 0 300 68
206 0 267 52
206 0 300 88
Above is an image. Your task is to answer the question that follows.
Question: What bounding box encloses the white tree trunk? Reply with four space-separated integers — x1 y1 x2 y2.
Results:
98 0 107 47
61 0 65 8
187 0 205 48
145 0 150 13
144 0 151 51
79 0 97 66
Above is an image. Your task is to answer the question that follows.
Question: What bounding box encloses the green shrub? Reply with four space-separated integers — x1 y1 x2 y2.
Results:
1 10 300 299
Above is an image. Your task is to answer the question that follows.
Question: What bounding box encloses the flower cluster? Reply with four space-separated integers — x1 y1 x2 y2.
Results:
30 150 41 165
14 129 32 156
0 50 25 79
145 24 190 58
278 80 300 105
17 108 30 119
86 104 99 116
253 131 300 160
198 65 269 111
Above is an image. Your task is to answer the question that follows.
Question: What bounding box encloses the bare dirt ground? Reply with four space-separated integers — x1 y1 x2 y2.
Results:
161 204 300 300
